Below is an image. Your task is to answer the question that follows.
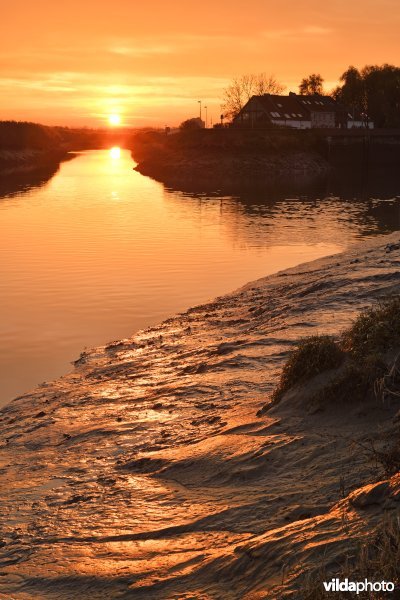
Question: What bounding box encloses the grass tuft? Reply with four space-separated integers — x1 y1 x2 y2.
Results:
271 336 344 403
310 355 387 406
342 296 400 357
269 297 400 409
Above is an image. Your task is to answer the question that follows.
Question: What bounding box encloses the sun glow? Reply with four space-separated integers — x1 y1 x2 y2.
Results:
110 146 121 159
108 114 121 126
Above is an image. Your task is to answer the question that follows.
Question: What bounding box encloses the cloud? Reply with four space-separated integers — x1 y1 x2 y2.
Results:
303 26 332 35
110 44 176 56
263 26 332 40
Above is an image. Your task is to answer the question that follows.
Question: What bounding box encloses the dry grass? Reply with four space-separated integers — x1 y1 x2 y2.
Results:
270 297 400 408
310 355 387 406
301 516 400 599
342 296 400 358
271 336 344 404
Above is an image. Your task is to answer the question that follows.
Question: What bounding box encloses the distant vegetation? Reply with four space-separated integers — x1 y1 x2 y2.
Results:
333 64 400 128
299 73 324 95
0 120 139 153
0 121 61 151
179 118 204 130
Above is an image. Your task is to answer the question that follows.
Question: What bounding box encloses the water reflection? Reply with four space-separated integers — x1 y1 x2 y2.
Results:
110 146 121 160
163 164 400 203
0 163 61 199
0 149 400 407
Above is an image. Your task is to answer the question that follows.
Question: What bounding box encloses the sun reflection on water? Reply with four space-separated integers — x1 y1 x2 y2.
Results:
110 146 121 159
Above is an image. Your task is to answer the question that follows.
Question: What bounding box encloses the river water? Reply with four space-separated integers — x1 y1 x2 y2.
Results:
0 148 399 407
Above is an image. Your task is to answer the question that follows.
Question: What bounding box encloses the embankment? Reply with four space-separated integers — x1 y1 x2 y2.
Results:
131 128 330 190
0 121 68 176
2 233 400 597
131 128 400 193
0 148 70 176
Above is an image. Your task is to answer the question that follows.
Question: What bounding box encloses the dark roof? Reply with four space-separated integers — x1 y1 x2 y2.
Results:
293 93 337 113
236 93 340 123
249 94 309 121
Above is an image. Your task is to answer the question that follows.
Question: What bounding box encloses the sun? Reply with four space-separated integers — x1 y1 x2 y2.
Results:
108 114 121 126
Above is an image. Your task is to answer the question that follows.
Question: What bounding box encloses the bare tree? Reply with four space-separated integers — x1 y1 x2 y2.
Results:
299 73 324 95
222 73 285 120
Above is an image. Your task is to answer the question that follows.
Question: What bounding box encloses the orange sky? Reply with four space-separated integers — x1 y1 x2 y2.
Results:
1 0 399 127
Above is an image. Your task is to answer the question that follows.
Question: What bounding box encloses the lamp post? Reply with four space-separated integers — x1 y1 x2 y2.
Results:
204 105 208 128
198 100 202 121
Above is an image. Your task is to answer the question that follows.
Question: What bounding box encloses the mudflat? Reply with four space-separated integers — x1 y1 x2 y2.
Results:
1 232 400 598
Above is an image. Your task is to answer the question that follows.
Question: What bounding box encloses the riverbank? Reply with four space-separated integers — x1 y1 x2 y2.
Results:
0 148 70 176
132 129 330 190
2 232 400 598
0 121 69 176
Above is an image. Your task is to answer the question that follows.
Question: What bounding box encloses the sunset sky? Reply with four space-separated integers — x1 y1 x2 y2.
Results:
1 0 399 127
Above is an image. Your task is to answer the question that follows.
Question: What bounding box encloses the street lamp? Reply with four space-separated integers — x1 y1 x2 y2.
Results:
198 100 202 121
204 105 208 128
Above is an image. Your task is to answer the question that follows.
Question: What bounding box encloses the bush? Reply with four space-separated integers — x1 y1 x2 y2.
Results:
179 118 204 130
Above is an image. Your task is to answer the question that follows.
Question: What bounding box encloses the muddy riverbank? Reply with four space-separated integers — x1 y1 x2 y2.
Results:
0 148 69 176
2 232 400 598
131 129 330 190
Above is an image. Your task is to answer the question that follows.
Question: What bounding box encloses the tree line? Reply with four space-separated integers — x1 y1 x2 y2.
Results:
0 121 61 151
222 64 400 128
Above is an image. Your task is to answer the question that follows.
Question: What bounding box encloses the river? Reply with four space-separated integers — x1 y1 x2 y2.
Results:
0 148 399 407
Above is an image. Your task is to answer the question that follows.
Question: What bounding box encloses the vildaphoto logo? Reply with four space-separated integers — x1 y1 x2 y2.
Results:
323 578 395 594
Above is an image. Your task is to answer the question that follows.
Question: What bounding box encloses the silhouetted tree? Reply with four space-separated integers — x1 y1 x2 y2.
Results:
334 63 400 127
222 73 285 119
0 121 61 150
299 74 324 95
179 117 204 130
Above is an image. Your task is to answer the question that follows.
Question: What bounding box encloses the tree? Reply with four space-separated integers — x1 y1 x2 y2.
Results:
179 117 204 130
332 66 365 117
299 73 324 95
222 73 285 120
333 63 400 127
